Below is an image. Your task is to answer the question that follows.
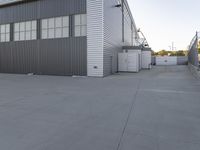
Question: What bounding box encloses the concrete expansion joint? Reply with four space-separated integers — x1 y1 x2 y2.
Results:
116 79 142 150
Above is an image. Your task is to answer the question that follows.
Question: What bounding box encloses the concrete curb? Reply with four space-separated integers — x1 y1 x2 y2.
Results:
188 63 200 79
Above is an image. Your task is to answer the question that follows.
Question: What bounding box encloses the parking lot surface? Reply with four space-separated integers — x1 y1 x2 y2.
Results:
0 66 200 150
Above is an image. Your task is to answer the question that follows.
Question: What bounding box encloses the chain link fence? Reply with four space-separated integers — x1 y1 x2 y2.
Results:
188 32 199 67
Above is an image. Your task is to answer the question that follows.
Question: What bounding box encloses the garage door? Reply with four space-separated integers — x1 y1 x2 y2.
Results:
156 56 177 65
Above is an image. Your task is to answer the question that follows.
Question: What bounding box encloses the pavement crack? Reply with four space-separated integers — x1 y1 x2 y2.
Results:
116 79 142 150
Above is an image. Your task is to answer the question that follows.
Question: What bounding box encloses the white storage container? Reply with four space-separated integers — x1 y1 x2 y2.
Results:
142 51 151 69
118 52 139 72
128 50 142 70
118 53 128 72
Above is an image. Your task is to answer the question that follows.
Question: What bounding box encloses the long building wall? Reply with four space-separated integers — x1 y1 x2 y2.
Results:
103 0 137 76
0 0 138 77
87 0 138 77
0 0 87 76
123 0 133 46
103 0 123 76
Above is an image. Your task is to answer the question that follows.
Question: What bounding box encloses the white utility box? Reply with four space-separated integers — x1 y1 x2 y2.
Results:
142 51 152 69
128 50 142 70
118 52 139 72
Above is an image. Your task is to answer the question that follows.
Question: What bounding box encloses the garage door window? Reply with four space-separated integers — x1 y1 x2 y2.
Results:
74 14 87 37
0 24 10 42
41 16 69 39
14 21 37 41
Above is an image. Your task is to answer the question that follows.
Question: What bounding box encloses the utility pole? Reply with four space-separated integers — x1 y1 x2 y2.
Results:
172 42 174 51
169 42 176 51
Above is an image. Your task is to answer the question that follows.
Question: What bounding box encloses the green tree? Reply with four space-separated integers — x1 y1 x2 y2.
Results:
158 50 168 56
154 50 188 56
176 51 185 56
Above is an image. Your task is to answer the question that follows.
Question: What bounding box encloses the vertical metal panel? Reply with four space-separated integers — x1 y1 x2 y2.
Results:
11 41 38 74
151 56 156 65
39 39 71 76
39 38 87 76
123 1 133 46
0 43 13 73
0 0 87 76
177 56 188 65
103 0 123 76
87 0 104 77
103 0 136 76
0 0 87 23
70 37 87 76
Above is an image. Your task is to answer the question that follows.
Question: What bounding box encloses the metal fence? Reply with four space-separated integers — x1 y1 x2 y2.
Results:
188 32 199 67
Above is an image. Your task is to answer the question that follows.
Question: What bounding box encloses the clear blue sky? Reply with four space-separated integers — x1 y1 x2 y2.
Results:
127 0 200 51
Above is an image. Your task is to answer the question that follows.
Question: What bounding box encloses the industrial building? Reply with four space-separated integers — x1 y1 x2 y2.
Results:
0 0 143 77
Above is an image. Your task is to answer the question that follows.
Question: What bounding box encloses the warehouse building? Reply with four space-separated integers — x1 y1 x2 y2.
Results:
0 0 140 77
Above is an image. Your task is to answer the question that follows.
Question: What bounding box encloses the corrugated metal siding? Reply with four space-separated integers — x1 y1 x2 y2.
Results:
0 38 87 75
39 38 86 76
103 0 135 76
0 0 87 76
0 43 13 73
103 0 124 76
123 0 133 46
12 41 38 74
177 56 188 65
124 17 132 45
87 0 104 77
0 1 38 23
0 0 87 23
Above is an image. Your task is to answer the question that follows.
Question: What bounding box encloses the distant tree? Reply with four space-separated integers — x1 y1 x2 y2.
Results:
154 50 188 56
157 50 168 56
176 51 185 56
183 51 188 56
169 51 177 56
152 51 157 56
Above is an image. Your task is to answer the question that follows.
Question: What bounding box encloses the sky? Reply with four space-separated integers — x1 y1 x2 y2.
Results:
127 0 200 51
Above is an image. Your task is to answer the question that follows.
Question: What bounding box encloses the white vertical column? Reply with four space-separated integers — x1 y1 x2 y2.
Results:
87 0 104 77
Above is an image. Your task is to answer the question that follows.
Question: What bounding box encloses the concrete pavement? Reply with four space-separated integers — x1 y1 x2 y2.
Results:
0 66 200 150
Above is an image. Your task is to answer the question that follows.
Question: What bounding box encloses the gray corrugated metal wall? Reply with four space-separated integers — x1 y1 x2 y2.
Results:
151 56 156 65
0 0 87 76
177 56 188 65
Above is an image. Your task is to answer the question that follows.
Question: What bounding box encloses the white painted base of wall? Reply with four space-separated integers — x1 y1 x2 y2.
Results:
156 56 177 65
